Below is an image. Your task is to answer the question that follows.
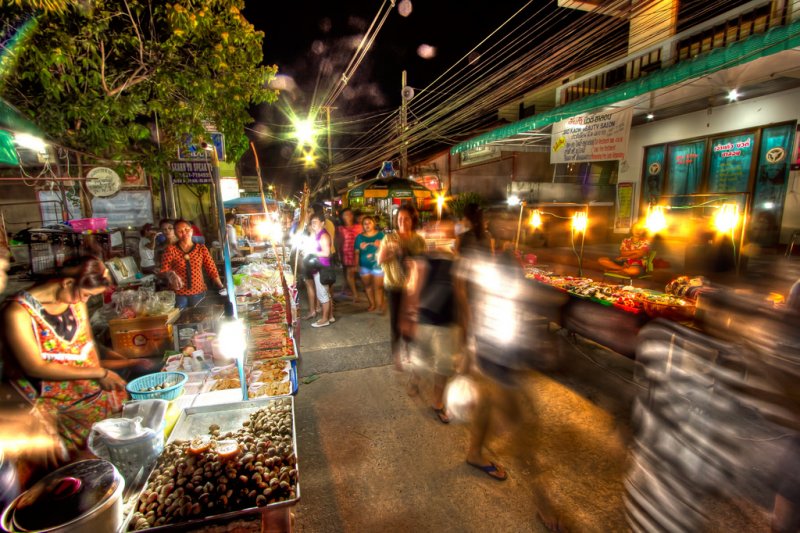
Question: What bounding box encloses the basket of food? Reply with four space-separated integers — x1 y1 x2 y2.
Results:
126 371 188 401
640 294 696 322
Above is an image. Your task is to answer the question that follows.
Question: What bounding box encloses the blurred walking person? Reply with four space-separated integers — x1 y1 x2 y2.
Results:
405 218 459 424
378 203 426 369
455 242 565 530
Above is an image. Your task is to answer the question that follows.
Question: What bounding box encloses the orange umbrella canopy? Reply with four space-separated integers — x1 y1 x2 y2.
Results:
346 176 432 201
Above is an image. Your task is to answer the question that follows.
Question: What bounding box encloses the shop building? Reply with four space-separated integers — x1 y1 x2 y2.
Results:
432 0 800 252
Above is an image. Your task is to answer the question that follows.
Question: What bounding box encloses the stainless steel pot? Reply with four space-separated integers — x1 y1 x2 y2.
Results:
1 459 124 533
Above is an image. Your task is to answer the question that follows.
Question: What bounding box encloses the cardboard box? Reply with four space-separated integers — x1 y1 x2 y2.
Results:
109 309 180 358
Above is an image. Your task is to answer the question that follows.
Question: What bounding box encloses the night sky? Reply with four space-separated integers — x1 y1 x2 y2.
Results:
239 1 532 188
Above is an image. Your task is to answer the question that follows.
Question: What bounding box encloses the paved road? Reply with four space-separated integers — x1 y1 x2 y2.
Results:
291 291 770 532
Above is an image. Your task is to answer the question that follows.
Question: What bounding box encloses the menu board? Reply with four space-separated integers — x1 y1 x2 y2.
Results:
708 133 755 192
667 140 705 200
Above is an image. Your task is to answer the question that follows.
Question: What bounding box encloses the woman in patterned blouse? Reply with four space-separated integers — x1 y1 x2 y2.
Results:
599 224 651 277
160 219 224 309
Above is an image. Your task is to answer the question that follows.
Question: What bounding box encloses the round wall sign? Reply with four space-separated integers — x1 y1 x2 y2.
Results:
86 167 121 197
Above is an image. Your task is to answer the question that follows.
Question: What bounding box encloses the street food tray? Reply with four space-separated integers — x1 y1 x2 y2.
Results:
122 396 299 532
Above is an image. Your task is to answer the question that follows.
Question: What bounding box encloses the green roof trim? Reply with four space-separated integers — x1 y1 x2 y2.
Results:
0 130 19 166
452 20 800 155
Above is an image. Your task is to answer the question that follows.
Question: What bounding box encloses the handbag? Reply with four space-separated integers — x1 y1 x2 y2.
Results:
303 254 323 272
319 266 337 285
381 234 406 290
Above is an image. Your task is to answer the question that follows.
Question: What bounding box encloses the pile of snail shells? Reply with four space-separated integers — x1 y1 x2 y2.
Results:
129 404 297 531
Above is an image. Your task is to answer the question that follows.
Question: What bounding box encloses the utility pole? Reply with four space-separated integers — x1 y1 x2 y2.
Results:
400 70 408 179
323 106 336 204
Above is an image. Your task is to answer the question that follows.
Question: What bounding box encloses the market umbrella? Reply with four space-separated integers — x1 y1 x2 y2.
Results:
345 176 433 201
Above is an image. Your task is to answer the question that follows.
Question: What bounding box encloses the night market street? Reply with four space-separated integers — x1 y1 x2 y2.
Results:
291 293 770 532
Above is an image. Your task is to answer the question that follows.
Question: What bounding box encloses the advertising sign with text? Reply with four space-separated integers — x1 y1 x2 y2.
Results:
169 160 213 184
551 107 632 164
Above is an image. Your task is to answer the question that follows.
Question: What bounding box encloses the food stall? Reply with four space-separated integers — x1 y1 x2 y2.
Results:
526 268 702 358
117 240 301 531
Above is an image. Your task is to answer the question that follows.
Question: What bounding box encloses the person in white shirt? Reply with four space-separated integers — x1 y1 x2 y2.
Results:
225 213 241 257
138 223 157 273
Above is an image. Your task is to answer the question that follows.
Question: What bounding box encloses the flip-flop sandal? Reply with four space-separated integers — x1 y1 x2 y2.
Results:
433 407 450 424
466 460 508 481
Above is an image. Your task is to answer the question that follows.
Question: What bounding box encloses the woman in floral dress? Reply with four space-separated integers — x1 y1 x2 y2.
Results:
2 256 127 464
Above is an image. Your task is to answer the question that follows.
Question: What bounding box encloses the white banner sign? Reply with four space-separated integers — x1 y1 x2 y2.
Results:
550 107 632 164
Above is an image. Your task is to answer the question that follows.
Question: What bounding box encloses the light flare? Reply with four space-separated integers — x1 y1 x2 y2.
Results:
645 205 667 234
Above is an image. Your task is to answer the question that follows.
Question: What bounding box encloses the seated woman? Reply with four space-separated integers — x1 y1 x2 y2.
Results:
160 219 224 309
1 256 128 465
598 224 651 277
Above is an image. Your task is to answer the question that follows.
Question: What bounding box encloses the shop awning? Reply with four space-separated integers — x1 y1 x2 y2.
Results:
451 20 800 155
345 176 433 200
0 97 48 166
223 196 283 214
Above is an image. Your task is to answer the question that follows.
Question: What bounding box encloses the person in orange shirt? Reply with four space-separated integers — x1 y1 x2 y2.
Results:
160 219 224 308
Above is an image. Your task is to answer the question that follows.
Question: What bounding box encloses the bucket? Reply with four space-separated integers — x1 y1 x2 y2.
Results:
87 418 164 484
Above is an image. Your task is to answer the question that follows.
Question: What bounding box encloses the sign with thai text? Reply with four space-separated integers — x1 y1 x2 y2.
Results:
708 133 755 192
615 182 634 230
169 160 213 184
86 167 122 197
550 107 632 164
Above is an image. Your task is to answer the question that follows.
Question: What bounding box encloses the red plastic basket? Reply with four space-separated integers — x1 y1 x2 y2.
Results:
68 218 107 231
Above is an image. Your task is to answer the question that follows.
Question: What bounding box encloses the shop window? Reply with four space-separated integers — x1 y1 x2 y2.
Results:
751 124 795 246
552 161 618 185
708 132 755 193
667 140 705 198
642 145 666 207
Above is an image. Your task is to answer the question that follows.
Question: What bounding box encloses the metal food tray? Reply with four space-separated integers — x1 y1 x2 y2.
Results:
121 395 299 532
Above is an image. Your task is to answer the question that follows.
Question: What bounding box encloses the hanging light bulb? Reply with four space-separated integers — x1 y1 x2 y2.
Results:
713 203 739 233
645 205 667 234
572 211 588 233
530 209 542 229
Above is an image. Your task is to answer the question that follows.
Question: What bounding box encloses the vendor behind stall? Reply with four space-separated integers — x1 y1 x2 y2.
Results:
160 219 224 309
1 256 127 464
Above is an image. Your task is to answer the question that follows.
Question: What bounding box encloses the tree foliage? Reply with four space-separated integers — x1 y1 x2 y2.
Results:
0 0 278 173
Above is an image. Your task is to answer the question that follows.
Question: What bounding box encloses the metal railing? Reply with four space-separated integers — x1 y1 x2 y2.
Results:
557 0 787 105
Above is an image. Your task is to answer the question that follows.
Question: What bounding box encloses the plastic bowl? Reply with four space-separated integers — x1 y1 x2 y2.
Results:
126 371 188 401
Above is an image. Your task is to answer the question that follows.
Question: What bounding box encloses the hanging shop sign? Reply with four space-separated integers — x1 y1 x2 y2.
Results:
550 107 632 164
86 167 122 197
178 132 225 161
123 165 146 188
169 160 213 185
